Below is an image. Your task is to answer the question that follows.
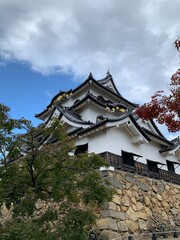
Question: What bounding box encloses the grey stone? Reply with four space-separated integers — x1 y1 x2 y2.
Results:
158 183 165 193
139 219 147 230
96 218 118 231
138 195 144 203
103 202 116 211
171 208 178 215
117 221 128 232
125 220 139 233
136 181 150 191
100 171 109 177
98 230 120 240
106 177 123 189
126 207 138 221
125 174 136 184
101 210 126 220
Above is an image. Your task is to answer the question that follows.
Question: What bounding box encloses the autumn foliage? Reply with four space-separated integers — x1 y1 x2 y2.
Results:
136 39 180 132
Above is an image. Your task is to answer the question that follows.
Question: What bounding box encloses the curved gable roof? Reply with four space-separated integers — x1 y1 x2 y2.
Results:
35 72 137 119
97 71 122 96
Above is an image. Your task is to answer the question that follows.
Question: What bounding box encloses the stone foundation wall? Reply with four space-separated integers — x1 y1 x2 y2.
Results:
97 170 180 240
1 169 180 239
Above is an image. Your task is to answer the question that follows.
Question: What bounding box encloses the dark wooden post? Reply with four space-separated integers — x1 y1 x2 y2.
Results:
173 231 179 238
151 233 157 240
128 236 134 240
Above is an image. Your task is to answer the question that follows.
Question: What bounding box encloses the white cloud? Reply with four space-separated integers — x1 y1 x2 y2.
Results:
0 0 179 105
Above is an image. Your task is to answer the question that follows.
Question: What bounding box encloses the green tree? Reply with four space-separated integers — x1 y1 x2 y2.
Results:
0 104 26 167
0 104 113 240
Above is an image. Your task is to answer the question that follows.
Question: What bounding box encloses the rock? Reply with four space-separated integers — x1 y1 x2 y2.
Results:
101 210 126 220
171 208 178 215
158 183 165 193
125 220 139 233
136 202 143 211
116 189 122 195
137 211 148 220
106 177 123 189
156 194 162 201
96 218 118 231
117 221 128 232
151 197 157 205
98 230 120 240
138 196 144 203
161 201 169 208
170 219 175 227
161 211 168 221
153 213 164 225
121 196 130 206
165 185 170 191
103 202 116 211
144 207 152 218
121 206 128 212
131 197 137 205
126 182 132 189
136 181 150 192
139 219 147 230
132 190 138 199
126 207 138 221
152 185 158 193
126 190 133 197
144 196 151 206
125 174 136 184
112 195 121 205
132 204 137 211
146 220 156 232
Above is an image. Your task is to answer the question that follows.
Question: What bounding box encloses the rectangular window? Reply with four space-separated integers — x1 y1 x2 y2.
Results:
75 143 88 155
166 160 175 173
122 151 135 167
147 160 159 173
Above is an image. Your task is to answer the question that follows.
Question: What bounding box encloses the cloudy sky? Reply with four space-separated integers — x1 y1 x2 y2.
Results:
0 0 179 138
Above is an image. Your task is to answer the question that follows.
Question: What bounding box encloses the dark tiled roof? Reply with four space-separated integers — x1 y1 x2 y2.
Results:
57 106 92 125
35 90 72 118
72 111 131 137
160 137 180 153
97 71 122 96
149 119 164 137
77 119 108 136
35 73 137 118
68 127 83 136
73 111 150 140
69 92 128 111
128 115 151 141
142 127 174 145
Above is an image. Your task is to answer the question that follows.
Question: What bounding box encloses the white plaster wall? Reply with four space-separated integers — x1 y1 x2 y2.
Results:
84 126 180 174
75 137 89 146
76 104 123 123
89 86 118 102
88 130 108 154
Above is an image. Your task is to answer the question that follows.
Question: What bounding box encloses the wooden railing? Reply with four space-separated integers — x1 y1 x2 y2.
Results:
100 151 180 185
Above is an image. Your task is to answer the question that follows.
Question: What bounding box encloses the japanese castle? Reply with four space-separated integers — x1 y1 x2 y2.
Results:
36 72 180 182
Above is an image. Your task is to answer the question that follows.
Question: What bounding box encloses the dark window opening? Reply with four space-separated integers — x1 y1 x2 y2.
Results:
122 151 135 167
97 96 106 103
96 115 105 123
75 143 88 155
147 160 159 173
167 160 175 173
